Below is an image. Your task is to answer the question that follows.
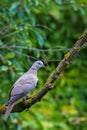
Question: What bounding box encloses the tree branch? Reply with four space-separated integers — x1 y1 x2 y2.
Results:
0 29 87 114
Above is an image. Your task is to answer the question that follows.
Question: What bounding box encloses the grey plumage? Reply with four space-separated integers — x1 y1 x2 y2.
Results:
3 61 45 120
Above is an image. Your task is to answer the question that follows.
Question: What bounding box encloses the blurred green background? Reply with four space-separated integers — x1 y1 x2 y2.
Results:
0 0 87 130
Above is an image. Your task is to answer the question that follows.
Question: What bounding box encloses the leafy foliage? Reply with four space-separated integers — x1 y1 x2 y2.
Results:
0 0 87 130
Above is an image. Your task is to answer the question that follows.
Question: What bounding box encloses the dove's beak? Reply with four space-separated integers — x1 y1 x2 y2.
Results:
43 64 46 68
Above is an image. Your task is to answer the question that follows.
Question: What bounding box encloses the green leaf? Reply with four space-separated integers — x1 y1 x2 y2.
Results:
9 2 20 14
5 52 15 59
1 66 8 71
17 125 22 130
34 0 39 6
34 31 44 47
0 40 3 45
55 0 62 4
24 1 30 15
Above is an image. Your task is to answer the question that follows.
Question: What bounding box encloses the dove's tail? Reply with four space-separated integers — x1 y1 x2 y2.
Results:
3 104 14 120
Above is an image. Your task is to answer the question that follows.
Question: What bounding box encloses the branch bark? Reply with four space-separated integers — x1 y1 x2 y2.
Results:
0 29 87 114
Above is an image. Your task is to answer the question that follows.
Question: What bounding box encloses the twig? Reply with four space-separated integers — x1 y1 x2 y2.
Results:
0 45 68 52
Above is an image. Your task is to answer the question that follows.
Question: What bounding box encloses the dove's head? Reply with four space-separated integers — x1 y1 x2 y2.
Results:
33 61 45 70
29 60 45 74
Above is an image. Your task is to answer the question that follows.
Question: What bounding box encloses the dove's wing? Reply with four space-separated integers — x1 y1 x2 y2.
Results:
6 73 38 106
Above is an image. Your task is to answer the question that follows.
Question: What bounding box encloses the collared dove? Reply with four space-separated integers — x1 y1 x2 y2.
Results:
3 60 45 120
